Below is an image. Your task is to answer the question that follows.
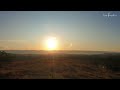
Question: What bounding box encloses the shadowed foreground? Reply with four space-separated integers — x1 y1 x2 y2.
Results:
0 53 120 79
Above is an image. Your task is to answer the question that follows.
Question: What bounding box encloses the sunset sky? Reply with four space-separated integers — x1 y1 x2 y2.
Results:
0 11 120 51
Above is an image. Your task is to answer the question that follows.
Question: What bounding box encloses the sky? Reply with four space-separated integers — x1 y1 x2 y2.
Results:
0 11 120 52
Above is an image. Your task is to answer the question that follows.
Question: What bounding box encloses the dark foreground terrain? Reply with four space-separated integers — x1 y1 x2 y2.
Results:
0 53 120 79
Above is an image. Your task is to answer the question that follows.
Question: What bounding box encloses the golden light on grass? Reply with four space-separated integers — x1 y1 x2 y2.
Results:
45 36 58 50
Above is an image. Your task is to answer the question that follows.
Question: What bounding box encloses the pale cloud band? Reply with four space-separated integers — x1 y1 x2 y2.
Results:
0 40 27 42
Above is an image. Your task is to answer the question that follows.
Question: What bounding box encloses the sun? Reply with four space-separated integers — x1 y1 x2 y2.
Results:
45 37 58 50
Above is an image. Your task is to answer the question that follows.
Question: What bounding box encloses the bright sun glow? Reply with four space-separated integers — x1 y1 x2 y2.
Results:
46 37 58 50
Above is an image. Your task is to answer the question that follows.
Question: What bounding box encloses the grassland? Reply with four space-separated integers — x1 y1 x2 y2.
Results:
0 53 120 79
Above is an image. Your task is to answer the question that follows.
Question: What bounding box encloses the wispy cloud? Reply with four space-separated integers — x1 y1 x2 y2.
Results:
0 40 37 50
0 46 9 49
0 40 27 42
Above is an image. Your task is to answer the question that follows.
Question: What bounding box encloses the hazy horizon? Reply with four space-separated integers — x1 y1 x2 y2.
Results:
0 11 120 52
1 50 120 55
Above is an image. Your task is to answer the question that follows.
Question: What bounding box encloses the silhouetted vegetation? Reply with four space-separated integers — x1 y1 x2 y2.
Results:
0 51 8 56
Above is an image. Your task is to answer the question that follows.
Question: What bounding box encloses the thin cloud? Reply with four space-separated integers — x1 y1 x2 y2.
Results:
0 40 27 42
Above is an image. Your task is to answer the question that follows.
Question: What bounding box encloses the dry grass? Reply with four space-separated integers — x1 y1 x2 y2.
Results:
0 53 120 79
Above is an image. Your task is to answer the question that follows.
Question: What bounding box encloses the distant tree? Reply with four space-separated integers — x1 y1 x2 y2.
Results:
0 51 8 56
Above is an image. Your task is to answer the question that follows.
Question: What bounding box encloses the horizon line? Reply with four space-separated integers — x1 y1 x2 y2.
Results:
1 49 120 53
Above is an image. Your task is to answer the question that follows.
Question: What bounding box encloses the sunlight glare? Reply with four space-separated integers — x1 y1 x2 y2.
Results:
46 37 58 50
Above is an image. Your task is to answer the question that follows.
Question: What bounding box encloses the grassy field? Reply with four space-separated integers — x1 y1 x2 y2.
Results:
0 53 120 79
